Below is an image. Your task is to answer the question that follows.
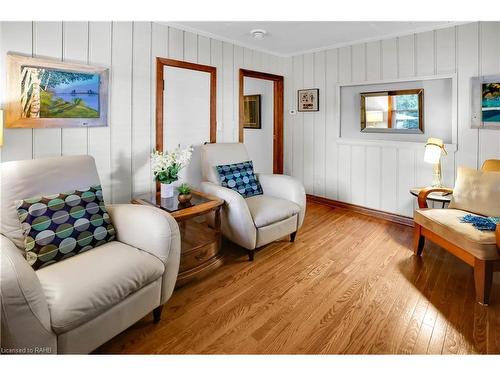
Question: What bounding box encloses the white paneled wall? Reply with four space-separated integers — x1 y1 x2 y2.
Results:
2 22 499 216
0 22 286 203
285 22 500 217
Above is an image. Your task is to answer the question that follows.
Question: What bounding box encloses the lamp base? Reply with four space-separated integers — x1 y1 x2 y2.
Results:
431 161 444 188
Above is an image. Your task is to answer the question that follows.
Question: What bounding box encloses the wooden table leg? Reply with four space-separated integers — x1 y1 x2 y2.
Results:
214 206 221 249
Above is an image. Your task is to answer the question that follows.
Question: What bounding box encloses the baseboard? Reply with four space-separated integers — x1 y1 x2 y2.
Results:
307 194 414 227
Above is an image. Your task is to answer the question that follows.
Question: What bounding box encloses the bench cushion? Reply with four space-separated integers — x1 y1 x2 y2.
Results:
414 208 499 261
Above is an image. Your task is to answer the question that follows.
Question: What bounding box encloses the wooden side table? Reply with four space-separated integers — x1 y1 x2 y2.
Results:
132 190 224 287
410 187 452 208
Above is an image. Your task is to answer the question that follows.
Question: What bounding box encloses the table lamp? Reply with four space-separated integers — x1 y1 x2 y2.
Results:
424 137 447 187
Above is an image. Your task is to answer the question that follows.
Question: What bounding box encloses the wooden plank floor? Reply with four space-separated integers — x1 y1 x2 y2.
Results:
96 202 500 354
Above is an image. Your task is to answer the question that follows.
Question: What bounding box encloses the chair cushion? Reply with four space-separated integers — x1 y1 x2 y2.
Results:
414 208 500 260
216 160 263 198
448 166 500 217
15 185 115 270
36 241 164 334
246 195 300 228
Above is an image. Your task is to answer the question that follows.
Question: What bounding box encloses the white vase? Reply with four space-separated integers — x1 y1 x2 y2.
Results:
160 183 174 198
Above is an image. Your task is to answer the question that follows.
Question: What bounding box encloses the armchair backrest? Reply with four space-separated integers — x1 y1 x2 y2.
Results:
1 155 101 249
481 159 500 172
201 143 250 184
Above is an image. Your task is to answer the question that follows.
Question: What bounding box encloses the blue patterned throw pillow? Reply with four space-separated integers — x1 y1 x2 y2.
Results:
15 185 116 270
216 160 263 198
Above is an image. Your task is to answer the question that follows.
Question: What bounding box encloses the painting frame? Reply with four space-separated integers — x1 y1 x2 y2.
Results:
243 94 261 129
5 53 109 128
471 75 500 129
297 88 319 112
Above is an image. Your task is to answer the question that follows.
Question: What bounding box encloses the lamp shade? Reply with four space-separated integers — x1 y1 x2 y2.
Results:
365 110 383 123
424 137 445 164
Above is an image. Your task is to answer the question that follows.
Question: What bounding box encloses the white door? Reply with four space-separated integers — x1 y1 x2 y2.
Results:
163 66 211 189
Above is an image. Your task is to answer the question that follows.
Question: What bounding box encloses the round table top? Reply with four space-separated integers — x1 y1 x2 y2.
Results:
410 187 452 203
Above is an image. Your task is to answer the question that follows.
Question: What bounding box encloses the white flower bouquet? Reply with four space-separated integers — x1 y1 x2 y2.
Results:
151 145 194 185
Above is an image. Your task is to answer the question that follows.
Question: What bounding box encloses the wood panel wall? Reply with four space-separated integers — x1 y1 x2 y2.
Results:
0 22 286 203
1 22 499 217
285 22 500 217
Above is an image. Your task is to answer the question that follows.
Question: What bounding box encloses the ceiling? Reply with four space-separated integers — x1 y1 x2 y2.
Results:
171 21 458 56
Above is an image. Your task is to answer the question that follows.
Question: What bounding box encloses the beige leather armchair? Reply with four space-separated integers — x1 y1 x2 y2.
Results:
200 143 306 260
1 155 181 354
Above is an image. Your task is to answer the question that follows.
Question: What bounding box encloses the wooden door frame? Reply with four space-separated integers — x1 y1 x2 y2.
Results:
156 57 217 152
239 69 284 174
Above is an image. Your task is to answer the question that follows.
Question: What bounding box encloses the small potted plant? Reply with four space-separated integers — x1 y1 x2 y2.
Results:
151 145 193 198
177 183 192 204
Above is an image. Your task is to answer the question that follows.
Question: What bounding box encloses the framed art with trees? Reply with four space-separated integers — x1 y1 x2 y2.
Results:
5 53 109 128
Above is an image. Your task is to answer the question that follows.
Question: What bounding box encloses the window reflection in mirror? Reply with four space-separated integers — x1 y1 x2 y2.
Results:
360 89 424 133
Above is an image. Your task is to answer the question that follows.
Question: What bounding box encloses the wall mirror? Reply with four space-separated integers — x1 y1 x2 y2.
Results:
156 58 216 190
360 89 424 133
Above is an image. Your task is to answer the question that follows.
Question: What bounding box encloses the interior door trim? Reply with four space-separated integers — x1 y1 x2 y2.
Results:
156 57 217 153
239 69 284 174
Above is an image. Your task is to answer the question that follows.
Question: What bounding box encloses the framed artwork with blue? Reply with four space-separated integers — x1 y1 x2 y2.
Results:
471 75 500 129
5 53 109 128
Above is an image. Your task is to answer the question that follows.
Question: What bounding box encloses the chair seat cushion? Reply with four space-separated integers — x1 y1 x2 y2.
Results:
414 208 499 260
246 195 300 228
36 241 164 334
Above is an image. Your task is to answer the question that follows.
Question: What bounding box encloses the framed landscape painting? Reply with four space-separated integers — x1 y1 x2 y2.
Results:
471 75 500 129
482 82 500 124
5 53 109 128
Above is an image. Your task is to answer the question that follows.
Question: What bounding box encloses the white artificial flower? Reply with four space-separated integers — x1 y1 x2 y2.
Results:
150 145 194 179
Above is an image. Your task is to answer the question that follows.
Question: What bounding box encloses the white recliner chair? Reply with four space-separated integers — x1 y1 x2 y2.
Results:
200 143 306 260
0 155 181 354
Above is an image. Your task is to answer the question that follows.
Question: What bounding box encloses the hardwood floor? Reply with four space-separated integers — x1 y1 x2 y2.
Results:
96 202 500 354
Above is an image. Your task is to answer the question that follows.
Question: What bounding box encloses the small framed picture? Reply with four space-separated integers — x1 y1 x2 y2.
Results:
297 88 319 112
243 94 261 129
471 75 500 129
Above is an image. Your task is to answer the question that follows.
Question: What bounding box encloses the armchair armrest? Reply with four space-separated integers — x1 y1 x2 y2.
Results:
257 174 306 228
201 182 257 250
417 187 453 209
1 235 57 353
106 204 181 304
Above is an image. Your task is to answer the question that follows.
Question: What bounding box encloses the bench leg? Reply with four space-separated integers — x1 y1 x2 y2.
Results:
474 259 493 305
413 223 425 256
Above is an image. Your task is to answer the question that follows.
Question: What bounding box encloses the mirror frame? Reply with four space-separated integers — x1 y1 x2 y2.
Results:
360 88 424 134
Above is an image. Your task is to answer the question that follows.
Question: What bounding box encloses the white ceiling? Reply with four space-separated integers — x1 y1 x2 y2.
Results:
171 21 459 56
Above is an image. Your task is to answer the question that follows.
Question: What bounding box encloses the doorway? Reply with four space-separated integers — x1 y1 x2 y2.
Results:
239 69 284 174
156 58 216 189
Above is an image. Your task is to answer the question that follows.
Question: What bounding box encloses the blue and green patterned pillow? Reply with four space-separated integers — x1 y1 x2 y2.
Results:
15 185 115 270
216 160 263 198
